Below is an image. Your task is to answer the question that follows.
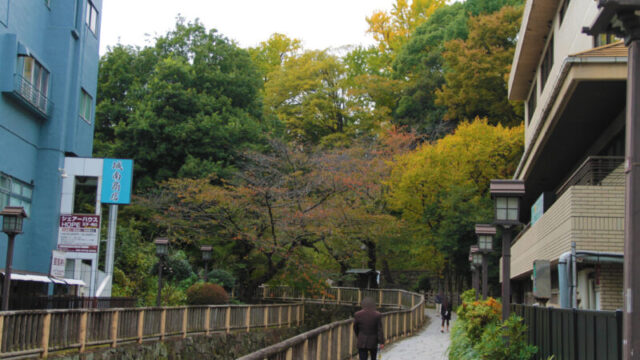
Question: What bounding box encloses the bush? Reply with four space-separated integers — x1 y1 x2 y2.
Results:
207 269 236 290
186 283 229 305
448 289 537 360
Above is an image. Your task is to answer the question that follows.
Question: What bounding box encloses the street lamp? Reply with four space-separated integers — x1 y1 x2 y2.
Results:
200 245 212 282
470 245 481 299
584 3 640 358
154 238 169 307
490 180 525 320
0 206 27 311
476 224 496 300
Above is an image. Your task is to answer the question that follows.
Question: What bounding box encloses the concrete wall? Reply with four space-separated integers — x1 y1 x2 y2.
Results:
511 184 624 279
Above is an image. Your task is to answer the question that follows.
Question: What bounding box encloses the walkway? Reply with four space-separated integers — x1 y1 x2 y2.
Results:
382 308 453 360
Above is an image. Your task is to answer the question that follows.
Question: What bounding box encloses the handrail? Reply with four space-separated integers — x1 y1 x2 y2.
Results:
0 302 303 359
239 286 427 360
11 73 54 117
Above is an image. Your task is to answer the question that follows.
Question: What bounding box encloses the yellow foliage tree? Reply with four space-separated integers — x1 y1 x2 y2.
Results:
366 0 446 56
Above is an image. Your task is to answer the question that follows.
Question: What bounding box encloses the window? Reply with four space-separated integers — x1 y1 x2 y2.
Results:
496 197 519 222
527 83 537 123
86 1 98 35
594 33 621 47
559 0 570 25
0 173 33 216
79 90 92 123
16 55 50 114
540 36 554 91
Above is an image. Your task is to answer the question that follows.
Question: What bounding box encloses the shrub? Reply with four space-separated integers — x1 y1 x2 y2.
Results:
186 283 229 305
207 269 236 290
448 289 537 360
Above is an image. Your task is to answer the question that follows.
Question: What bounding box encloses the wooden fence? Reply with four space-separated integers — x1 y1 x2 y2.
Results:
512 304 622 360
239 286 426 360
0 303 303 359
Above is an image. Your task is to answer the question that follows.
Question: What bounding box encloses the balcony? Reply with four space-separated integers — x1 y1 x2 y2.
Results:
3 74 54 119
510 156 624 279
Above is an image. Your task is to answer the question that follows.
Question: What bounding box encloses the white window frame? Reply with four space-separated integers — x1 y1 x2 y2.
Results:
86 1 98 35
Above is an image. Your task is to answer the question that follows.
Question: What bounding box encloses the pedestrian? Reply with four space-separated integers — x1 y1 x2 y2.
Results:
441 297 452 333
434 293 442 317
354 297 385 360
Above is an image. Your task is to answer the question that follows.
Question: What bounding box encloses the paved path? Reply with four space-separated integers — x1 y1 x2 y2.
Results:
381 309 454 360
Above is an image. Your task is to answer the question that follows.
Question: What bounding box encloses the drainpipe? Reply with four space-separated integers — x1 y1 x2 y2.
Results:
572 242 578 309
557 249 624 308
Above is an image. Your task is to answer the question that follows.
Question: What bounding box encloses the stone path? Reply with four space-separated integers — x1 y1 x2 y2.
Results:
381 308 454 360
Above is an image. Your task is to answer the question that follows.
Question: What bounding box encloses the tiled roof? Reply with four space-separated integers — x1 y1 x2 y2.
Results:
572 41 627 58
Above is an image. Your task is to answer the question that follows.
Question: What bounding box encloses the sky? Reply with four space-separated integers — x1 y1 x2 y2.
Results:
99 0 395 55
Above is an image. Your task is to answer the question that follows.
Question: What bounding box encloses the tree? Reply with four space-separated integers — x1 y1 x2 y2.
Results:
249 33 302 83
436 5 524 126
366 0 446 57
95 19 268 189
387 119 524 286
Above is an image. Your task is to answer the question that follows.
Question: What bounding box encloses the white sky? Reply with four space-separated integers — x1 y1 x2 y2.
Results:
99 0 395 55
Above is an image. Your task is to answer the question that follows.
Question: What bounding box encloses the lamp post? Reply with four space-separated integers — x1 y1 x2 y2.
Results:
584 3 640 358
470 246 482 300
490 180 525 321
476 224 496 300
0 207 27 311
200 245 212 282
154 238 169 307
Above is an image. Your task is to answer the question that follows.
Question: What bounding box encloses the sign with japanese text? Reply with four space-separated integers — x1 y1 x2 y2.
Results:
100 159 133 205
57 214 100 253
50 250 66 278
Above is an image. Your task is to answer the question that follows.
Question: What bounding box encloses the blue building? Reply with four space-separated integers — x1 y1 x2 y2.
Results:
0 0 102 298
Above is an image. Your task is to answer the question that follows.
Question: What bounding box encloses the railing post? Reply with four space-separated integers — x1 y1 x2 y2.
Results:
263 286 267 299
317 333 323 360
246 306 251 332
226 307 231 334
137 310 144 343
349 322 354 356
337 325 342 358
205 307 211 335
286 347 293 360
0 315 3 354
327 328 332 358
41 312 51 357
397 292 401 307
358 289 362 305
379 290 383 306
264 306 269 328
303 339 309 360
78 311 88 352
182 307 188 338
278 305 283 328
160 308 167 340
287 305 292 326
111 310 119 348
337 288 342 304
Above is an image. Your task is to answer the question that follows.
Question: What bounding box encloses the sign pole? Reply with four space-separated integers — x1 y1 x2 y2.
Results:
103 204 118 296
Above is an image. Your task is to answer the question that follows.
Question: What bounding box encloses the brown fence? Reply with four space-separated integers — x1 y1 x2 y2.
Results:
0 303 303 359
512 304 622 360
239 286 426 360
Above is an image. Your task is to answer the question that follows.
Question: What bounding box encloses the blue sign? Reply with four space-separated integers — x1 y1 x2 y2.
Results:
531 193 544 226
101 159 133 205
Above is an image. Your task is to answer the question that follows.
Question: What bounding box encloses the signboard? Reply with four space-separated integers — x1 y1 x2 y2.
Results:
531 194 544 226
100 159 133 205
50 250 66 278
57 214 100 253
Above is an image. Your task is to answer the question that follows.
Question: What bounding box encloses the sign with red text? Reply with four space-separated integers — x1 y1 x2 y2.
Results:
57 214 100 253
50 250 67 278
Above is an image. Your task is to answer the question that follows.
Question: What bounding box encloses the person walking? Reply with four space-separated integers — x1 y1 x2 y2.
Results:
354 297 385 360
434 293 442 317
441 297 452 333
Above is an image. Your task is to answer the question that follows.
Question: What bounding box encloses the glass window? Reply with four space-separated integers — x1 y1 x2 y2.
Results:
527 83 537 124
79 90 92 123
86 1 98 35
594 34 622 47
0 174 33 216
17 55 50 113
496 197 519 221
540 36 554 91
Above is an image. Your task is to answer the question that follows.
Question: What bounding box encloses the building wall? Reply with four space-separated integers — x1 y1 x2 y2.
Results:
598 263 623 311
511 184 624 279
525 1 600 148
0 0 101 275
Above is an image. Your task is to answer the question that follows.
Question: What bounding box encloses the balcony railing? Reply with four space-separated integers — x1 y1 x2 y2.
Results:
9 73 54 118
555 156 624 197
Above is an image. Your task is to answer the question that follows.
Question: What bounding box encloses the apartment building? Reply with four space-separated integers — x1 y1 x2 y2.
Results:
0 0 102 300
507 0 626 310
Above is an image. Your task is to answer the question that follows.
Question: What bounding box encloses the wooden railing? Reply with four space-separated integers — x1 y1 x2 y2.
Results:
0 303 303 359
239 286 426 360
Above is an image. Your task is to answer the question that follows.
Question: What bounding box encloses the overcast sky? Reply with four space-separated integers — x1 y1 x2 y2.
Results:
99 0 395 55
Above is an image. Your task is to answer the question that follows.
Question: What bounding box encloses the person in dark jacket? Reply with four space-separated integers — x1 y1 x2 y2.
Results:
353 297 384 360
441 297 452 333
